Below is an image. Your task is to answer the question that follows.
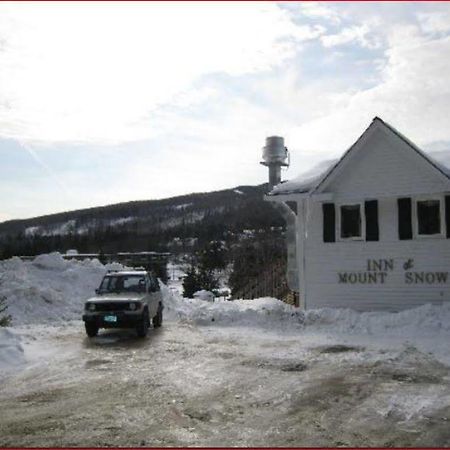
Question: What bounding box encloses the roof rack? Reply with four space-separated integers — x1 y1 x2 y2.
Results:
106 267 147 273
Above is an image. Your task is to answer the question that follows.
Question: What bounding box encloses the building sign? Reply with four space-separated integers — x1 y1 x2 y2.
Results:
338 259 449 285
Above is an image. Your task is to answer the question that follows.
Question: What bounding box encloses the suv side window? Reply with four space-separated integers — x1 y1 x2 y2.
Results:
145 275 151 293
148 274 160 292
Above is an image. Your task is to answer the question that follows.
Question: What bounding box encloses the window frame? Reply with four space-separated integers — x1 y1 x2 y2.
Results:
337 202 366 241
413 195 445 239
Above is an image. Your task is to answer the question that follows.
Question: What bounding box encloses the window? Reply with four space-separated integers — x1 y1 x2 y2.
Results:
399 196 449 239
416 199 442 236
323 200 379 243
99 275 146 293
340 204 362 239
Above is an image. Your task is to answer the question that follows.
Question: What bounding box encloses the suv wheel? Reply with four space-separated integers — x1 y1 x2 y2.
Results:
85 323 99 337
153 304 163 328
136 309 149 338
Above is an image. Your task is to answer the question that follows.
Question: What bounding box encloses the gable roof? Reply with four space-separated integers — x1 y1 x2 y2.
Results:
269 117 450 197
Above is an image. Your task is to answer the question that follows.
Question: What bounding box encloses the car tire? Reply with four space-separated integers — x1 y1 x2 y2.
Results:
136 309 149 338
85 322 99 337
153 304 163 328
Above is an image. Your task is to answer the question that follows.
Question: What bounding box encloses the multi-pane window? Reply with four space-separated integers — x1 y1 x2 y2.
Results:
340 204 362 239
323 200 379 242
398 196 448 239
417 199 441 235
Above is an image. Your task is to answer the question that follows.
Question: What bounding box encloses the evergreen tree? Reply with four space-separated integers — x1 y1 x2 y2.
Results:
197 267 220 292
199 240 227 271
182 266 201 298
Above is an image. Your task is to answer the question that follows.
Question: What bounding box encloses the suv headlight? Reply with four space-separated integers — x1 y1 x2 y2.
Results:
87 303 96 312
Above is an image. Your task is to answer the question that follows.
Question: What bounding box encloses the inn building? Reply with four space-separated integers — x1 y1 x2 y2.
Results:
264 117 450 311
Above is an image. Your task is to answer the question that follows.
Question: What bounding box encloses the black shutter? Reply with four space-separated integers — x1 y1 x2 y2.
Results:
398 197 412 240
323 203 335 243
446 196 450 238
365 200 379 241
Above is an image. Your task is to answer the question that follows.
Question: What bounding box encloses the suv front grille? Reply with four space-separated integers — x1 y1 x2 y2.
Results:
95 302 130 312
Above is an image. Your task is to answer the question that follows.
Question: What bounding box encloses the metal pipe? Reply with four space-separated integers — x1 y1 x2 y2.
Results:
260 136 299 294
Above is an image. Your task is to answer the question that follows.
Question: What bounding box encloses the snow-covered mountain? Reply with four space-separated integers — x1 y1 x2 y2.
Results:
0 184 284 257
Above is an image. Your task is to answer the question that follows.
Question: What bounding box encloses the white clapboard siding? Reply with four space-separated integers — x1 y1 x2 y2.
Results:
304 197 450 312
324 127 450 199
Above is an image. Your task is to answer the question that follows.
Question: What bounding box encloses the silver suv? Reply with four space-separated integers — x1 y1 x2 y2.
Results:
82 269 163 338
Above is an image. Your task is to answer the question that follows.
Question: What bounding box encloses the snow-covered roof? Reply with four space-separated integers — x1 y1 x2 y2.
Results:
270 158 339 195
269 117 450 197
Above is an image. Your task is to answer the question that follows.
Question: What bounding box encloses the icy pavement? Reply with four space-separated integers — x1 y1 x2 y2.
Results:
1 254 450 446
0 321 449 447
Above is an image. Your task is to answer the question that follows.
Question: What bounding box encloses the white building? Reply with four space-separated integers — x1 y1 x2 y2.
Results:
267 117 450 311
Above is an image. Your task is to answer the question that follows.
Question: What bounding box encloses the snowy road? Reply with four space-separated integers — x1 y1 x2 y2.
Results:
1 320 450 447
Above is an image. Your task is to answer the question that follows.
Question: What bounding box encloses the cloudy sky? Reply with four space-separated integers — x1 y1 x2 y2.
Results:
1 1 450 221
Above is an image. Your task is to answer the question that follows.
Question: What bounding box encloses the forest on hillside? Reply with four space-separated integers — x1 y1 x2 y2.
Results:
0 184 288 298
0 184 285 258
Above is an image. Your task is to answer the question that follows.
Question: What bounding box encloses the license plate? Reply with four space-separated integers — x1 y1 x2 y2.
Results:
104 315 117 323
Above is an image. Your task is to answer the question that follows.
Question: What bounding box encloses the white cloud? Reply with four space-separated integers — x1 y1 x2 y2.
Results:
0 1 320 144
297 2 341 24
289 24 450 161
418 11 450 34
320 24 380 49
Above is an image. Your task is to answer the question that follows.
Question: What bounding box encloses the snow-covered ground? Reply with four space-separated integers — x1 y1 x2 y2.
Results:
1 253 450 370
1 254 450 446
0 328 25 372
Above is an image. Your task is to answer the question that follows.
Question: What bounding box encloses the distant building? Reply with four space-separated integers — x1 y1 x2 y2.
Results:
193 290 215 302
266 117 450 311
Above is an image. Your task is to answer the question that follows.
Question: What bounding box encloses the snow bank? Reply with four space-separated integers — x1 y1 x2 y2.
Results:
162 285 450 363
0 253 124 325
303 303 450 335
163 284 303 327
0 328 25 370
164 285 450 337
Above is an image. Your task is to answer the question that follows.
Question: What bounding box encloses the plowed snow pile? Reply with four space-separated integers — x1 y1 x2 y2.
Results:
0 253 123 325
163 284 303 327
163 283 450 336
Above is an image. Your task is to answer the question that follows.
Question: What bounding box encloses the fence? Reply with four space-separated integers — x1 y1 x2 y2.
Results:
231 260 299 307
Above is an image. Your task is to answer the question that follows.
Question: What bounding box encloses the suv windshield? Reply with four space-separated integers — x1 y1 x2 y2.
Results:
99 275 146 294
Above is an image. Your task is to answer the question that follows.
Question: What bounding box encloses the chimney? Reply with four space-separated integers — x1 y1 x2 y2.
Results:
260 136 289 190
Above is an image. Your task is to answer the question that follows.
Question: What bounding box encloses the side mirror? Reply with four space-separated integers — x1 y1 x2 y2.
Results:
95 288 99 294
